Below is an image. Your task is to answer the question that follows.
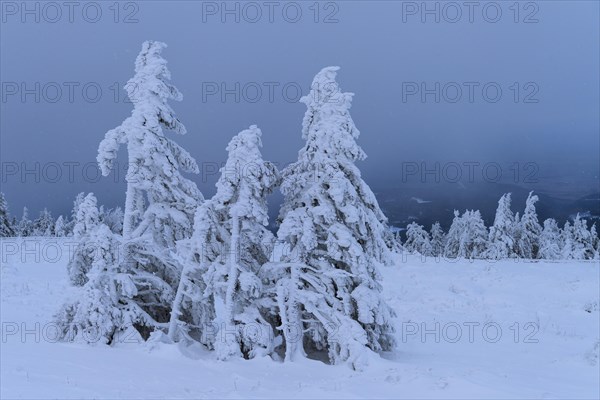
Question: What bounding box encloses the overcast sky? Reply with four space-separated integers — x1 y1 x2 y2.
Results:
1 1 599 217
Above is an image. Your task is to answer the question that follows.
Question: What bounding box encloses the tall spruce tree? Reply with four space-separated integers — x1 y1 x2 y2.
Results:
444 210 464 258
429 222 445 257
67 193 101 286
270 67 395 369
516 192 542 259
54 215 67 237
444 210 487 259
561 221 575 259
572 214 594 259
169 126 280 360
96 41 202 335
404 222 432 256
538 218 561 260
460 210 488 259
486 193 516 259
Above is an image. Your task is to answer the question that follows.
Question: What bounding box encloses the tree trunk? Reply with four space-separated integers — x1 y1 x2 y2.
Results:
283 263 306 362
122 182 137 241
225 212 240 324
167 266 187 341
122 149 140 270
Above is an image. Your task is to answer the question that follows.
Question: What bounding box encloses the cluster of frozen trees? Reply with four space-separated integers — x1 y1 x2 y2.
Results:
4 40 596 369
402 192 600 260
53 41 396 370
0 192 123 238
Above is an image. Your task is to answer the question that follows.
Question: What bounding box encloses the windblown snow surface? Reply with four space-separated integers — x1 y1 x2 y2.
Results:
1 238 598 399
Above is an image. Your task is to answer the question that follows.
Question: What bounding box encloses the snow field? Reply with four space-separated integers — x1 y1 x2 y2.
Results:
1 238 598 399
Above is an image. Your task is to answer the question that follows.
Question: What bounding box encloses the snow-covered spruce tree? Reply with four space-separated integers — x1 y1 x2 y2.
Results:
559 215 594 260
444 210 463 258
0 192 15 237
67 193 101 286
459 210 488 259
97 41 201 336
404 222 432 256
516 192 542 259
32 208 55 236
538 218 561 260
269 67 395 369
168 199 226 348
429 222 445 257
17 207 33 237
56 224 147 344
560 221 575 259
392 230 403 249
66 192 85 236
170 126 280 359
485 193 517 259
212 126 280 359
54 216 67 237
572 214 594 259
444 210 487 259
72 194 100 239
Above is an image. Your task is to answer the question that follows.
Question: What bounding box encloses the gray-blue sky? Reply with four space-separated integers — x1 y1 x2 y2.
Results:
1 1 599 219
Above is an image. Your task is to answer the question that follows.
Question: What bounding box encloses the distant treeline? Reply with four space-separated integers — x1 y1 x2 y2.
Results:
0 192 123 238
398 192 599 261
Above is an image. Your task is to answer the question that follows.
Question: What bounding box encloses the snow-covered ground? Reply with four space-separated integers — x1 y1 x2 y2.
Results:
1 238 598 399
